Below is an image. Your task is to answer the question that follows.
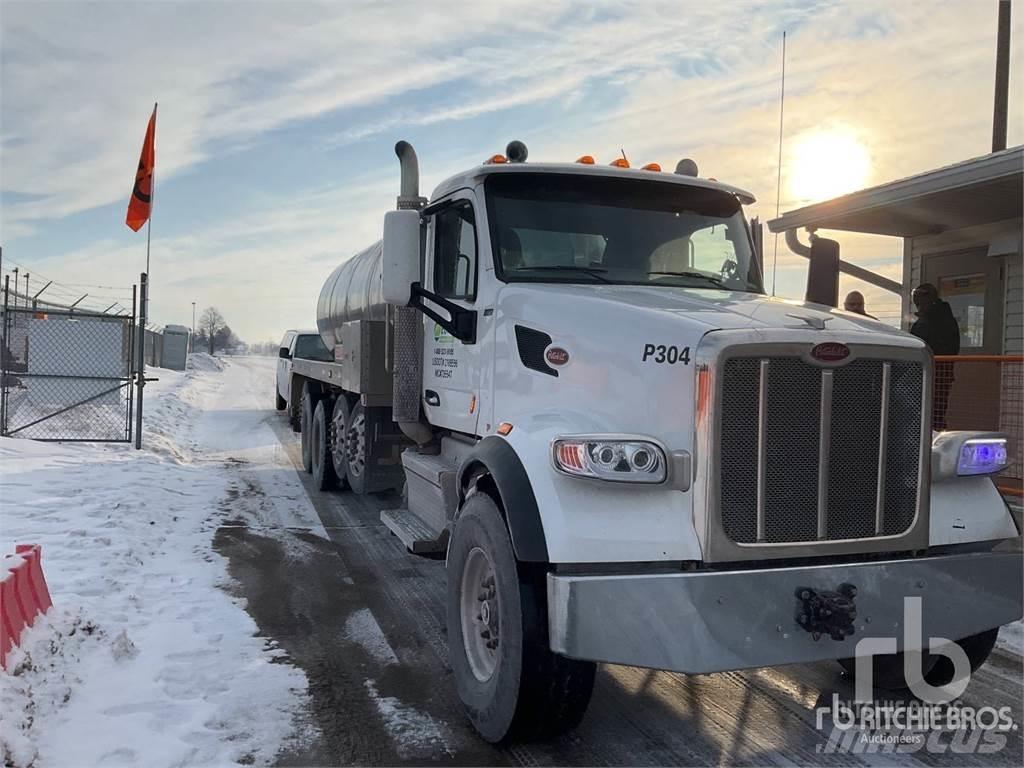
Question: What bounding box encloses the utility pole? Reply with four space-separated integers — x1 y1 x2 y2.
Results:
11 268 17 311
23 273 29 305
191 301 196 353
993 0 1011 152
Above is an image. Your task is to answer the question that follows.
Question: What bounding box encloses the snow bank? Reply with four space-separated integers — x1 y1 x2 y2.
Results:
0 359 312 767
187 352 225 372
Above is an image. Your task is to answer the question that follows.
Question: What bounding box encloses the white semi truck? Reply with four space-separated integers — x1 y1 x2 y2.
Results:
287 140 1022 743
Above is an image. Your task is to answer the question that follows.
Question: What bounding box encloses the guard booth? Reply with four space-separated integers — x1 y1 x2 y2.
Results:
162 324 189 371
769 145 1023 496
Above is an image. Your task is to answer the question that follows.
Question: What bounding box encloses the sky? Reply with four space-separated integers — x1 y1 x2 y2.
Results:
1 0 1021 343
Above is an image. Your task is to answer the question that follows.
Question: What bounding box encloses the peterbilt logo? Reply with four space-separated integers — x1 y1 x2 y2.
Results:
545 346 570 366
810 342 850 362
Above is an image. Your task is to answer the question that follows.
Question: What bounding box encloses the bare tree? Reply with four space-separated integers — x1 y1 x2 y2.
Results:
198 306 226 354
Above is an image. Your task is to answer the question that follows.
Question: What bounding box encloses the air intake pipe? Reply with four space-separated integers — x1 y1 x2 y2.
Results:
392 141 432 445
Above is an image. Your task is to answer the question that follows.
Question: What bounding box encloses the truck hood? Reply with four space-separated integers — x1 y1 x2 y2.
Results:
511 283 909 339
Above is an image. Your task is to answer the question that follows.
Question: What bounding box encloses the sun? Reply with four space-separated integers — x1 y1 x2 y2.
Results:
788 129 871 203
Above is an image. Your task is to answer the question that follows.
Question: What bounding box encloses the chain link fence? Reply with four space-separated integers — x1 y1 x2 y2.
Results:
1 298 136 442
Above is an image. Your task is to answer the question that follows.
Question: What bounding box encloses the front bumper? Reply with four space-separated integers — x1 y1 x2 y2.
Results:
547 550 1023 674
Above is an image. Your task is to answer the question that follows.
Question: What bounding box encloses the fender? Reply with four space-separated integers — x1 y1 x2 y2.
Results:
457 435 549 562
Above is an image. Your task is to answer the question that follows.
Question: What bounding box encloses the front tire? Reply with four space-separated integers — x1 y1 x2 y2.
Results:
925 628 1000 688
447 491 595 743
311 399 337 491
275 390 286 411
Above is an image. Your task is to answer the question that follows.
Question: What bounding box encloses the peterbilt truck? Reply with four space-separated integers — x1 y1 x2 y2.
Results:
287 140 1022 743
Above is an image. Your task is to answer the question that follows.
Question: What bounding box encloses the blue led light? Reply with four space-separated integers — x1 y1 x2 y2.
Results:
957 439 1008 476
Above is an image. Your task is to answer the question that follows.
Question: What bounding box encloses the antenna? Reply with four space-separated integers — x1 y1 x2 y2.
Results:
771 30 787 297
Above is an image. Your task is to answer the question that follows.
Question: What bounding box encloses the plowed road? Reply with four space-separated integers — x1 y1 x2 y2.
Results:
214 357 1023 766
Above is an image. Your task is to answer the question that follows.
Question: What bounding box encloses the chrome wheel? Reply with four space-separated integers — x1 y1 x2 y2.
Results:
460 546 499 682
331 406 347 473
346 409 366 479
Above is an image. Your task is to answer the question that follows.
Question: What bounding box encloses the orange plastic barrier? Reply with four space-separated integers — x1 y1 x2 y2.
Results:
1 544 53 669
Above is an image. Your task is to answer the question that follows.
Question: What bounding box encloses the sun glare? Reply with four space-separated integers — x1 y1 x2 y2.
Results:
788 129 871 203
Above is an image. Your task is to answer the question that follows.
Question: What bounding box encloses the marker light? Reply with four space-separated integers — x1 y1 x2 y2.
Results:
485 154 507 164
552 437 666 483
641 162 662 172
576 155 595 164
609 158 630 168
957 438 1008 476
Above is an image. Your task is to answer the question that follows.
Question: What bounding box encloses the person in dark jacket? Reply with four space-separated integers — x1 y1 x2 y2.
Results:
910 283 961 430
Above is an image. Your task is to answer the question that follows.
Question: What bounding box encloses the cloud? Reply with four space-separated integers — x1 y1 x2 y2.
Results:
3 0 1020 341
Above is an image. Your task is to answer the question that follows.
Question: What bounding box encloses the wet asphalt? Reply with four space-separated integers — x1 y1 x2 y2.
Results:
211 412 1024 767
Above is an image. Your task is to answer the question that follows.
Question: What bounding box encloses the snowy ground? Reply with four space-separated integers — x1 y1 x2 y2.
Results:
1 353 1021 768
0 355 324 767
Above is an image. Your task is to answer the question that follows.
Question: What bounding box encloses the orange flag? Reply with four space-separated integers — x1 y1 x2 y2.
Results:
126 104 157 232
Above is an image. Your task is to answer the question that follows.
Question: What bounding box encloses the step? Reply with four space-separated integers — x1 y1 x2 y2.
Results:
380 507 448 555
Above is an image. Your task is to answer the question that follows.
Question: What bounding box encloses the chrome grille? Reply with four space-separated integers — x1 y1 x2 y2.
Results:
720 356 923 545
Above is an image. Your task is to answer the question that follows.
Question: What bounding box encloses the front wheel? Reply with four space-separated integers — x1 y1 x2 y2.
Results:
275 390 286 411
446 491 595 743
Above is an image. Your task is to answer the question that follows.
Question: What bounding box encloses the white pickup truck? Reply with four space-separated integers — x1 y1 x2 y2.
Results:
286 140 1022 743
275 329 333 429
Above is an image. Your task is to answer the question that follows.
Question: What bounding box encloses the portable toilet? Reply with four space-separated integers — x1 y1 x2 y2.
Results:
162 324 189 370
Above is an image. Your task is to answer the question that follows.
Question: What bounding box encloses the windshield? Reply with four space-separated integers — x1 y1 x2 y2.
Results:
486 173 762 292
295 334 333 361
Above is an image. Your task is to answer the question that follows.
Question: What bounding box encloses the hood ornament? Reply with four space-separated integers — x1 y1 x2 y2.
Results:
787 313 831 331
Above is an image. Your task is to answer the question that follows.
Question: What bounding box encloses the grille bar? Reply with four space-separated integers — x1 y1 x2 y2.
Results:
816 371 833 540
875 362 891 535
756 359 769 542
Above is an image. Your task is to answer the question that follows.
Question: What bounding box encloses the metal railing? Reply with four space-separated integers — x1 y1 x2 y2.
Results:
934 354 1023 496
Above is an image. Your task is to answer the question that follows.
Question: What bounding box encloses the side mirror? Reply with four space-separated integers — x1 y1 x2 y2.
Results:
382 210 421 305
805 236 840 307
278 348 291 360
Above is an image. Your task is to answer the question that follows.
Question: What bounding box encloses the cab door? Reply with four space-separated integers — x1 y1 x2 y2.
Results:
422 196 482 435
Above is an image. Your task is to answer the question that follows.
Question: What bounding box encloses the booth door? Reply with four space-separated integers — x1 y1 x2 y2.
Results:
921 247 1004 354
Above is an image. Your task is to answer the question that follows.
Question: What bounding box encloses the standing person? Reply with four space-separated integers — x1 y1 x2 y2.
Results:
843 290 876 318
910 283 960 430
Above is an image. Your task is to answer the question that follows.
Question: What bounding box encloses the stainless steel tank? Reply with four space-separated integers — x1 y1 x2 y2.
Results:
316 240 387 352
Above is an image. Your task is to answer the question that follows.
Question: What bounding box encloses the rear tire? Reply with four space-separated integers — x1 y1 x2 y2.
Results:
275 390 286 411
311 399 337 491
330 396 351 490
345 402 371 495
447 491 596 743
300 384 317 473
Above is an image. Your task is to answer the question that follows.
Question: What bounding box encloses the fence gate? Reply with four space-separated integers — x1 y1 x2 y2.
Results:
1 298 135 442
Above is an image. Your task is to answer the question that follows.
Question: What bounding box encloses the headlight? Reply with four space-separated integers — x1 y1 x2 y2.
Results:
957 438 1008 476
552 437 666 483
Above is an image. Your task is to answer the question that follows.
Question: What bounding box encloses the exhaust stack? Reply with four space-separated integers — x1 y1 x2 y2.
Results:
395 141 428 211
392 141 432 445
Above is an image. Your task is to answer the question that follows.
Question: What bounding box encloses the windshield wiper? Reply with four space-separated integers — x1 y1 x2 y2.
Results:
516 265 612 283
647 270 727 288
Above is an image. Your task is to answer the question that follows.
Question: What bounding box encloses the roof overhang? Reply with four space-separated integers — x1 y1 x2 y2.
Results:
768 146 1023 237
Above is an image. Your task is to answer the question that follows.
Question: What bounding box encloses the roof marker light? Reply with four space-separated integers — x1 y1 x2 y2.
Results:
609 158 630 168
576 155 595 165
485 154 507 165
641 162 661 172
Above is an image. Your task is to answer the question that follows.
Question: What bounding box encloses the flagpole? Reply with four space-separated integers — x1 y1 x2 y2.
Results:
146 102 156 317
